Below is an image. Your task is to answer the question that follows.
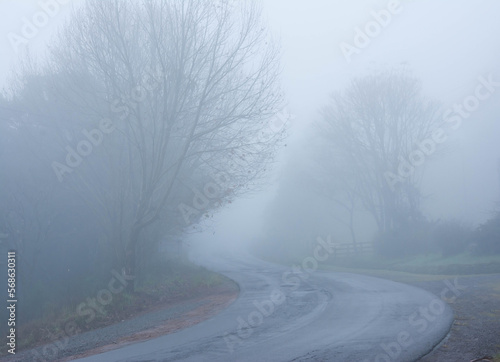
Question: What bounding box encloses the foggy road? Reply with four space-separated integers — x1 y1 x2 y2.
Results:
75 241 453 362
2 1 500 361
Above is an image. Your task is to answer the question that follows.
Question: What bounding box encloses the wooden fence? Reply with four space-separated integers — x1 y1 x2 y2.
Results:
330 242 374 258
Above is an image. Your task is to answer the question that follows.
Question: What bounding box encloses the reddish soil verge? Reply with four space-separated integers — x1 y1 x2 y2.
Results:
60 284 238 361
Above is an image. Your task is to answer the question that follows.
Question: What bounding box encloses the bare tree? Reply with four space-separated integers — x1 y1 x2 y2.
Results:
316 69 442 237
20 0 284 290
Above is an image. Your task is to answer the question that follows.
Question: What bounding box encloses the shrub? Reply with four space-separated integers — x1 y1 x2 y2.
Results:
374 219 435 257
472 212 500 255
433 220 472 257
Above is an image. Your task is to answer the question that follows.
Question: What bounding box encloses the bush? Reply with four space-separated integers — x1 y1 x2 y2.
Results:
433 220 472 257
472 212 500 255
374 219 435 257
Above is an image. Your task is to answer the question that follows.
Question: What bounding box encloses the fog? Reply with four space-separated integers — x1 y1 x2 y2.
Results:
1 1 499 239
1 0 500 360
189 0 500 249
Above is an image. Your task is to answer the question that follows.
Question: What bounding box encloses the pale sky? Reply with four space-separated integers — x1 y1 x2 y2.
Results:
1 0 499 240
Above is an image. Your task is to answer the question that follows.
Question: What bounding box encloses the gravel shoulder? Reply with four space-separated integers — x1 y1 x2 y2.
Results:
405 274 500 362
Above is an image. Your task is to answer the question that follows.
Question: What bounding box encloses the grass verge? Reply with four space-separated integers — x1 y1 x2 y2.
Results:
254 248 500 284
1 260 236 356
323 251 500 276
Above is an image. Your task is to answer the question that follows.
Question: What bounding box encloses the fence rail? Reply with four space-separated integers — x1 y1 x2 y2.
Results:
331 242 373 258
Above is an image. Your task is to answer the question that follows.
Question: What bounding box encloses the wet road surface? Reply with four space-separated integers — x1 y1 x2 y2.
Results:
75 242 453 361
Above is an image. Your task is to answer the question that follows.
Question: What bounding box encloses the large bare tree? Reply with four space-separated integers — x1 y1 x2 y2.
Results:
23 0 284 290
316 69 442 237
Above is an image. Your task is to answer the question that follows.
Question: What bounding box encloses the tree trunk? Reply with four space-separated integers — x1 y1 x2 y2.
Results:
124 227 140 293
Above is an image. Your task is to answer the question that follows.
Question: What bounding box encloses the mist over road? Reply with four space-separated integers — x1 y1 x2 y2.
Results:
75 241 453 362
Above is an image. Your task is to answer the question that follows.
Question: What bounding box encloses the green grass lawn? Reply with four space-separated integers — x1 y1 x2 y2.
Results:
321 264 453 283
323 251 500 277
400 252 500 266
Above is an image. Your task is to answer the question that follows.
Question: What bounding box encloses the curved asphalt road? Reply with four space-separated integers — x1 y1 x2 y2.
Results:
75 242 453 362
